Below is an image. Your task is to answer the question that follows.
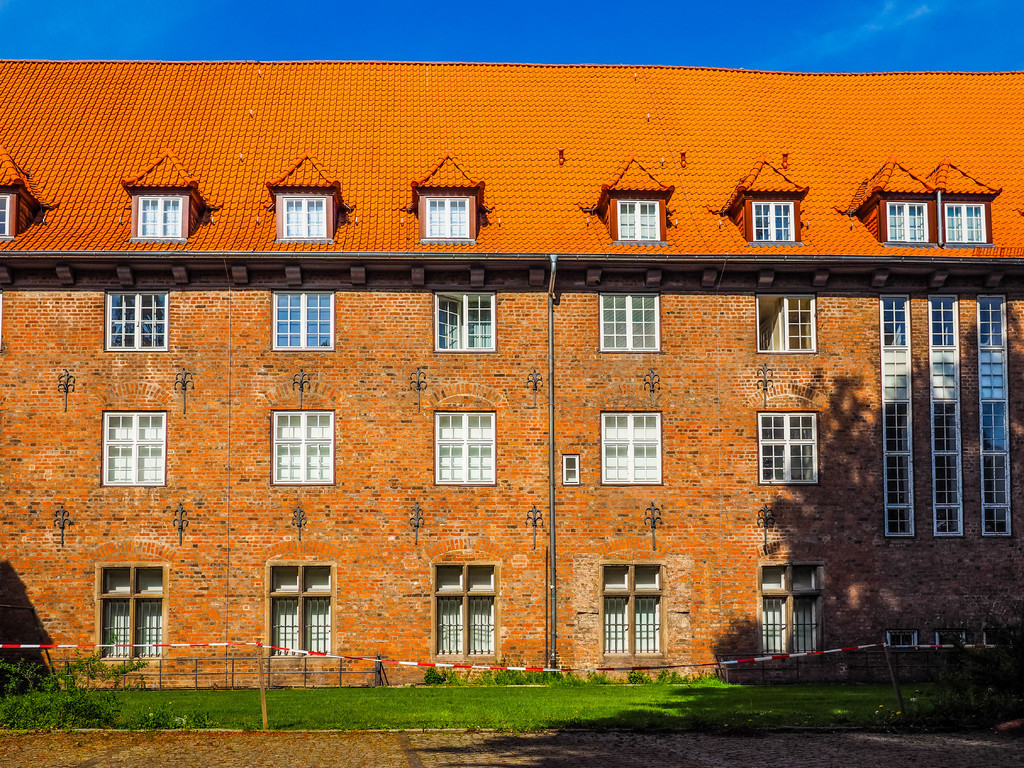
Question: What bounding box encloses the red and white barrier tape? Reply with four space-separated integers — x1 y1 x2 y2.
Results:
0 640 936 674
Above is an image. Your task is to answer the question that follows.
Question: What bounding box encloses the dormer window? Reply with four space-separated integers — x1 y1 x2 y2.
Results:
139 196 183 239
0 194 8 237
944 203 986 243
427 197 470 239
617 200 659 241
284 197 327 240
887 202 927 243
753 202 794 242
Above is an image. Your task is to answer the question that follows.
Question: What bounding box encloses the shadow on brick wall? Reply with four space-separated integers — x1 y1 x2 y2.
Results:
0 561 51 663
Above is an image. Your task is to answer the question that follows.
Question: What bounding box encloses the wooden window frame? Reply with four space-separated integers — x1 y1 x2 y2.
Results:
599 294 660 352
0 192 12 237
759 564 823 654
273 192 335 242
600 563 664 656
265 562 334 656
943 200 990 245
928 295 963 537
432 562 499 658
95 564 168 659
880 295 915 537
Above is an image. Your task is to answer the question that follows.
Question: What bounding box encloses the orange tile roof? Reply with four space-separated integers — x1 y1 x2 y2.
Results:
925 158 1001 195
724 155 806 212
121 148 199 190
0 61 1022 257
0 144 44 207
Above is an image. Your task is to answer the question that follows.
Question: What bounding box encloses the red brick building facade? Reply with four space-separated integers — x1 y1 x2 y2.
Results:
1 62 1022 678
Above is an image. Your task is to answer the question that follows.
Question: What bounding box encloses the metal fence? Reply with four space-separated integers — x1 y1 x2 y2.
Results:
717 647 955 685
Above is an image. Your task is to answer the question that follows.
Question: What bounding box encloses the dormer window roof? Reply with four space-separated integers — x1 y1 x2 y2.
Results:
266 154 347 242
0 144 45 238
410 152 486 244
594 156 673 244
121 149 206 242
723 156 807 244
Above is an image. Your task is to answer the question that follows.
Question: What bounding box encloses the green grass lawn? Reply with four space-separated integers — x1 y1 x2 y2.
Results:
114 683 927 731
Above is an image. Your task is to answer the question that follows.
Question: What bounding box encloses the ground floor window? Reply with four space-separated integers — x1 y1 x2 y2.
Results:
602 564 662 654
98 566 165 657
886 629 918 647
268 564 332 655
760 564 822 653
434 564 496 656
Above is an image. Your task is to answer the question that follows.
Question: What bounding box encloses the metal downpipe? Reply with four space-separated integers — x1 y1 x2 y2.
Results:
548 253 558 668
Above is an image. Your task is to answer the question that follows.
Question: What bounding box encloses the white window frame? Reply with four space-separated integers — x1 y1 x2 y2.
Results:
103 412 166 486
760 564 822 654
934 629 966 646
944 202 987 244
98 565 166 658
601 564 663 655
880 296 914 537
887 201 928 243
752 201 795 242
599 294 660 352
425 197 471 240
282 196 328 240
435 412 496 484
434 563 497 657
758 413 818 484
0 193 10 237
601 412 662 485
435 293 496 351
137 195 184 239
978 296 1011 536
757 295 815 353
616 200 660 242
929 296 962 536
562 454 580 485
272 292 335 350
272 411 335 485
268 563 333 656
105 292 169 351
886 630 918 647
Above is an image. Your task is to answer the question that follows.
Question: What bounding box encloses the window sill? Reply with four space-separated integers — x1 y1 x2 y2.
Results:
420 238 477 246
748 240 802 247
759 480 818 486
943 242 993 249
434 347 497 354
274 238 335 245
435 481 498 487
601 481 664 487
598 348 662 354
756 349 817 355
272 346 336 352
103 482 167 488
272 481 336 487
883 241 937 248
612 240 667 247
129 237 188 244
105 347 170 353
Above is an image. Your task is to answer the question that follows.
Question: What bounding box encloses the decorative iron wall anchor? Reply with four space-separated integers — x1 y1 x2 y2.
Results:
57 369 75 412
174 369 195 415
409 503 425 545
173 503 189 545
291 505 307 541
292 370 311 409
644 502 663 551
53 504 74 548
756 363 775 408
526 369 542 408
526 505 543 549
643 369 660 407
757 503 776 554
409 368 427 412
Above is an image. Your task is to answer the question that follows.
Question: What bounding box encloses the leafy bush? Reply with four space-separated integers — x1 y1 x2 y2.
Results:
585 672 613 685
627 670 652 685
422 667 446 685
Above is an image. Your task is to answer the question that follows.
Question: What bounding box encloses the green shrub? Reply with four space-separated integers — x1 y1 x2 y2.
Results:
422 668 446 685
585 672 613 685
627 670 652 685
120 702 212 730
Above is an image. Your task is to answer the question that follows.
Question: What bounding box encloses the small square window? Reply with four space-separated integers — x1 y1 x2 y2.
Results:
562 454 580 485
103 412 166 486
273 411 334 484
426 198 470 239
283 197 327 239
106 293 168 351
944 203 987 244
617 200 660 242
757 295 815 352
435 412 495 484
600 294 659 351
436 293 495 351
887 202 928 243
137 196 183 239
758 413 817 484
273 292 334 350
752 202 794 242
601 413 662 484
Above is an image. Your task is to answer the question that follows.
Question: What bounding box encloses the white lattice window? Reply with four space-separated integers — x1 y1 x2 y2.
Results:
426 198 470 239
283 197 327 239
435 412 495 484
273 412 334 484
600 294 659 351
617 200 660 241
886 630 918 647
601 413 661 484
757 296 814 352
103 412 166 486
929 296 962 535
0 194 9 236
978 296 1010 535
887 202 928 243
881 296 914 536
752 202 794 242
434 564 496 656
138 196 183 239
945 203 986 244
760 564 821 654
758 413 817 484
99 566 164 658
106 292 168 351
436 293 495 351
273 292 334 350
602 564 662 655
269 564 332 655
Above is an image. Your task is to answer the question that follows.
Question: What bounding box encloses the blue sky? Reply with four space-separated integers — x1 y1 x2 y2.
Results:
1 0 1022 71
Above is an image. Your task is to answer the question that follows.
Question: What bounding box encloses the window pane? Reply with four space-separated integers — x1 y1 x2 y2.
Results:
436 565 463 591
603 565 629 591
468 597 494 654
436 597 462 654
761 566 785 590
271 597 299 654
634 565 659 590
792 566 817 590
762 597 785 653
305 597 331 654
102 599 130 658
604 597 628 653
467 566 494 591
103 568 131 594
135 599 163 657
792 597 817 652
136 568 163 593
437 295 462 349
272 566 300 592
304 566 331 592
635 596 660 653
601 295 628 349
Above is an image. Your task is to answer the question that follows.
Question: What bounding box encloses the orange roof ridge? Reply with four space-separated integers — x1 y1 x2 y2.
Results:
412 151 483 190
266 153 341 191
925 158 1001 195
846 157 933 213
725 156 806 211
0 144 31 188
602 155 674 194
121 148 199 190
